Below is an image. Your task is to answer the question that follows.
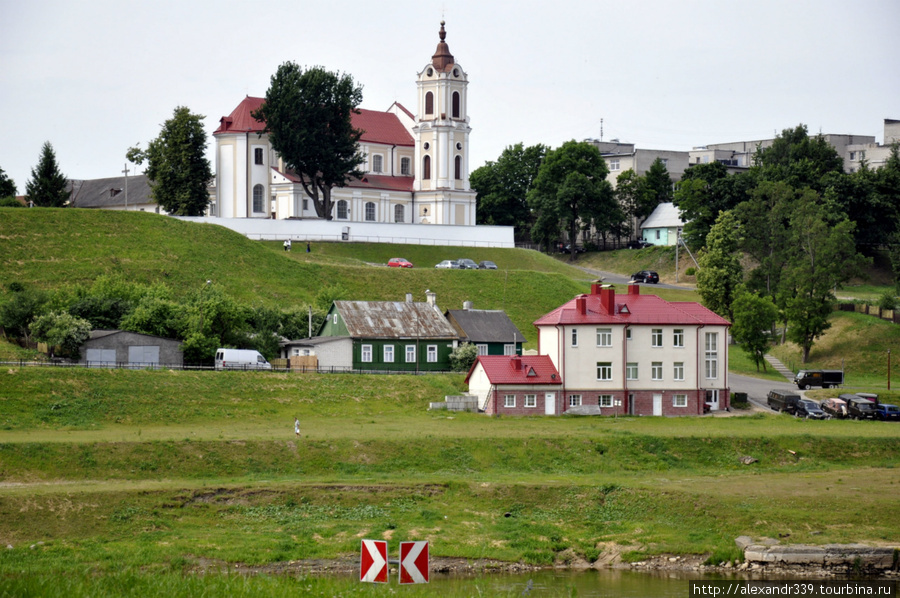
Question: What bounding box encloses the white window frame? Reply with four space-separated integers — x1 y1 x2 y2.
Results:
651 361 663 381
625 328 632 341
626 362 638 380
705 332 718 379
599 395 613 408
361 344 373 363
673 329 684 348
673 394 688 408
596 362 612 381
427 345 438 363
504 344 516 356
405 345 416 363
524 394 536 408
571 328 578 347
596 328 612 347
333 314 338 325
504 395 516 408
337 200 348 219
609 159 620 171
394 204 404 223
400 157 411 175
252 184 265 213
383 345 394 363
476 344 488 356
372 154 384 173
651 329 663 348
673 362 684 381
365 202 376 222
569 394 582 407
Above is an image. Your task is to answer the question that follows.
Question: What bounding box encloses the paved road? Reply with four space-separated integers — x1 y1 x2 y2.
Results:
575 266 691 291
729 372 800 412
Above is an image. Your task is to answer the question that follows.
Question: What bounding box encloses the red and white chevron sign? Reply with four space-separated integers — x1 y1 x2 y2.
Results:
399 541 429 584
360 539 388 583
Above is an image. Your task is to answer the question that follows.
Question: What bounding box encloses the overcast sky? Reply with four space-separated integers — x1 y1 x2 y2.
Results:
1 0 898 191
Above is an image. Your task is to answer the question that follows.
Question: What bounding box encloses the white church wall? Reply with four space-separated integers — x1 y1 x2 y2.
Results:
175 216 515 248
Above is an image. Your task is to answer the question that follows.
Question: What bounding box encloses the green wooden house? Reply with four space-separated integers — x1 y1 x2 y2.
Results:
317 292 459 371
445 303 525 356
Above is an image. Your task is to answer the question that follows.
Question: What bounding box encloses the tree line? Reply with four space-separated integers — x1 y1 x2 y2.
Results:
0 275 343 364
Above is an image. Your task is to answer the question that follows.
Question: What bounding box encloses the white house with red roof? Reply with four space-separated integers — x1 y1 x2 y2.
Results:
213 22 477 227
532 282 731 416
465 355 563 415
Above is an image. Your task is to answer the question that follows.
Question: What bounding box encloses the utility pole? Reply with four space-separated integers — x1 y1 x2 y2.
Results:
122 164 129 210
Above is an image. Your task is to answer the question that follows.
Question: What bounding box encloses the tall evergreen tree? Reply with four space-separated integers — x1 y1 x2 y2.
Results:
0 165 17 199
25 142 69 207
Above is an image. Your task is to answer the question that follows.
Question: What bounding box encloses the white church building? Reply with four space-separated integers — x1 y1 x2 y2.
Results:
212 22 477 228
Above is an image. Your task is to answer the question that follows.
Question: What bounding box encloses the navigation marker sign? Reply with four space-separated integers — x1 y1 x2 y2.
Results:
360 539 388 583
399 541 429 584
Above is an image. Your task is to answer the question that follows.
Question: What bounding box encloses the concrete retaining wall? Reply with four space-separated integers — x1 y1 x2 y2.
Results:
738 537 897 571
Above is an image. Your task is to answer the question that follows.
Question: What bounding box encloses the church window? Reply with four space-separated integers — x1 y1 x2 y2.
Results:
365 202 376 221
372 154 383 173
423 155 431 179
400 157 411 175
452 92 460 118
337 200 348 219
254 148 264 165
454 156 461 180
252 184 265 213
425 92 434 115
394 204 404 222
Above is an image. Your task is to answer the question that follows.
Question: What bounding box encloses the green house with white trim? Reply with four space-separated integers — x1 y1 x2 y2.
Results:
317 291 459 371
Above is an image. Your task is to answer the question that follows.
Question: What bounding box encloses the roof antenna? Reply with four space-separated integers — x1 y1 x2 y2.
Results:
600 118 604 142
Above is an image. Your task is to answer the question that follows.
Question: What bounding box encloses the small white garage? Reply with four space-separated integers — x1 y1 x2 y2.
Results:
81 330 183 368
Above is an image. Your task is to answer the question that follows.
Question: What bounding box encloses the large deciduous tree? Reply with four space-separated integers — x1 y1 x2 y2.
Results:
130 106 213 216
696 210 743 321
253 63 365 220
470 143 546 239
29 311 91 359
25 142 69 207
731 289 779 372
527 140 614 257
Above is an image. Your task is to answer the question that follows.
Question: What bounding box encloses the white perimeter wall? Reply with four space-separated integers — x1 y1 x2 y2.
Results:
175 217 516 248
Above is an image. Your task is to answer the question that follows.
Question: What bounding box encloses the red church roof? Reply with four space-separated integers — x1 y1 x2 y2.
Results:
465 355 562 386
534 284 731 327
214 97 414 146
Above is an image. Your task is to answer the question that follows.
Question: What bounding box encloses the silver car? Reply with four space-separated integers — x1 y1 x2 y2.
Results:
435 260 460 269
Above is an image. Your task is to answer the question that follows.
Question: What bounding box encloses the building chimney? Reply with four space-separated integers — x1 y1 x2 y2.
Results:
628 284 640 296
590 282 604 295
599 287 615 315
463 300 473 310
511 355 522 370
425 290 437 309
575 295 587 315
406 293 414 303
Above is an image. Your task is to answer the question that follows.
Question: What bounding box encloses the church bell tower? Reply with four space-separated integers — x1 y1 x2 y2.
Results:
413 22 477 225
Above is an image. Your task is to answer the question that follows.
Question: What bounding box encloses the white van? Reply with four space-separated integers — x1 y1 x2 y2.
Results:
214 348 272 370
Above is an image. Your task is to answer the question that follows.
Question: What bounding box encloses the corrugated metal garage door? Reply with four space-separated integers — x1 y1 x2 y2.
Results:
128 345 160 367
86 348 117 366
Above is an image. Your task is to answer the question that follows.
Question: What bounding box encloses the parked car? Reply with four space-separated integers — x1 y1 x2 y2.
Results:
767 389 801 413
873 403 900 421
627 239 652 249
388 258 413 268
820 397 848 419
794 399 827 419
478 260 498 270
456 258 479 269
793 369 843 390
435 260 460 269
839 394 878 420
631 270 659 284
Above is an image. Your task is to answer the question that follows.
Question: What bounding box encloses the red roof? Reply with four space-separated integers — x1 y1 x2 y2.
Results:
465 355 562 386
214 97 414 146
533 285 731 327
275 168 413 192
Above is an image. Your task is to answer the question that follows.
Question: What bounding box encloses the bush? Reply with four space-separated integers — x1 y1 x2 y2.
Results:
0 197 23 207
877 290 897 311
685 267 696 277
449 342 478 372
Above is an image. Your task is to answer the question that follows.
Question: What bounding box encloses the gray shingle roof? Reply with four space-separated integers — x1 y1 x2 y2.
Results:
446 309 526 343
335 301 459 339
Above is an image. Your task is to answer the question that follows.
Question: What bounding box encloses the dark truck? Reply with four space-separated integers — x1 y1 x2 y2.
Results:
839 393 879 420
793 369 844 390
767 389 801 414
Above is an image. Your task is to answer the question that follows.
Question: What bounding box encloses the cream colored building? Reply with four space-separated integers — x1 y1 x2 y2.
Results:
212 22 476 226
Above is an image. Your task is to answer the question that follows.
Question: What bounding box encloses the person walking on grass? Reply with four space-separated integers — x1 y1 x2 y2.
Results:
294 417 300 437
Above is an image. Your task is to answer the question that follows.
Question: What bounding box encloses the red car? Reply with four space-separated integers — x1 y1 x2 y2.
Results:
388 258 413 268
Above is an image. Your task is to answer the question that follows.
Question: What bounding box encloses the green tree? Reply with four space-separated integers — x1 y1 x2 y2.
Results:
614 169 643 239
449 342 478 372
527 140 614 258
471 143 546 239
696 210 743 321
753 124 844 193
0 165 17 199
0 287 48 344
25 142 69 207
734 181 795 298
782 189 868 362
29 311 91 358
672 162 749 248
640 157 674 217
253 63 365 220
130 106 213 216
731 290 778 372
